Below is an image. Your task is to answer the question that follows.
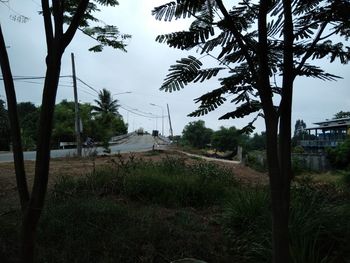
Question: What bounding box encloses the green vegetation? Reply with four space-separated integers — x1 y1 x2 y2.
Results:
181 120 213 149
1 154 349 263
327 137 350 170
0 99 128 151
179 121 266 155
211 126 249 153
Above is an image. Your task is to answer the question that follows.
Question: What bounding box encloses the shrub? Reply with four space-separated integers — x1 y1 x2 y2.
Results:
341 170 350 187
222 187 271 262
222 184 350 262
122 158 236 207
326 138 350 169
289 184 350 263
245 151 267 172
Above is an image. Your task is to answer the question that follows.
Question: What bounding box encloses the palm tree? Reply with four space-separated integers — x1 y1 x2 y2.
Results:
92 88 120 117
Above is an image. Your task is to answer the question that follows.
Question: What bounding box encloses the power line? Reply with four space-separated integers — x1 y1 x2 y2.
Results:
119 105 160 119
79 88 96 98
0 75 72 80
76 77 99 94
15 79 73 88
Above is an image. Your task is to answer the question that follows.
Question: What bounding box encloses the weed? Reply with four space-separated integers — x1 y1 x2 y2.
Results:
222 183 350 263
222 186 271 262
341 170 350 187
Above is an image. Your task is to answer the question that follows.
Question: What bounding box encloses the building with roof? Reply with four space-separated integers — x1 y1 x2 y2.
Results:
299 117 350 152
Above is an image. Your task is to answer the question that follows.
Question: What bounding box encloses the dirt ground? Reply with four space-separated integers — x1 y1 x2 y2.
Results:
0 150 267 213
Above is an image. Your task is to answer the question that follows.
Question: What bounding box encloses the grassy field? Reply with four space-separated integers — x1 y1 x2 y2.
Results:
0 150 349 262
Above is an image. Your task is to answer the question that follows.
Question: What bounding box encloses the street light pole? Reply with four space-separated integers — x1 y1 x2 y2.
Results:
150 103 164 136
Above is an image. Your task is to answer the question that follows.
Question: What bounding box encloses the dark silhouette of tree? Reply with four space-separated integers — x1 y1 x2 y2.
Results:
293 119 306 138
92 88 120 117
248 132 267 151
333 111 350 119
0 1 129 262
92 88 124 151
211 126 242 152
182 120 213 148
152 0 350 262
17 102 40 150
292 119 307 146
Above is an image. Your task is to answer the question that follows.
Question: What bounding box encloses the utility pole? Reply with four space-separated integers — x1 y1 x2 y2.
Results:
71 53 82 157
167 103 173 138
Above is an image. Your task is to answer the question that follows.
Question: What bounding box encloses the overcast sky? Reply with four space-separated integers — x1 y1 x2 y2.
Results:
0 1 349 136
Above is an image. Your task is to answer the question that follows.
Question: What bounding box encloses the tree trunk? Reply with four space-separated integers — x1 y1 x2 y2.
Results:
0 25 30 211
20 43 63 263
264 112 291 263
270 0 294 260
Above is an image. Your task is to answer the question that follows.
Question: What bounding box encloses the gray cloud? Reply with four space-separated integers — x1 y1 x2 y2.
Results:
1 0 349 136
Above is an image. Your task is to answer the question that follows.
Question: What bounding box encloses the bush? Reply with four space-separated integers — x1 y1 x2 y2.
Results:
38 197 131 263
245 151 267 172
122 157 236 207
341 170 350 187
222 187 271 262
327 138 350 169
222 184 350 262
289 184 350 263
53 156 237 208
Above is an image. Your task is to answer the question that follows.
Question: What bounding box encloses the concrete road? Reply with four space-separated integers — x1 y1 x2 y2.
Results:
0 134 167 163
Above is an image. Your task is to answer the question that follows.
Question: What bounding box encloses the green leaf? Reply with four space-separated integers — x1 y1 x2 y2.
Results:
219 101 261 120
160 56 224 92
152 0 207 22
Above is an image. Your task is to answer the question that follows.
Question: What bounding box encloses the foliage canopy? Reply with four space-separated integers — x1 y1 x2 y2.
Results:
153 0 349 131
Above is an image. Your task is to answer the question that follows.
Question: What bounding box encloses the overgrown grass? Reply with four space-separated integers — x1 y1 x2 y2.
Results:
1 153 349 263
36 195 234 263
222 182 350 263
55 155 237 208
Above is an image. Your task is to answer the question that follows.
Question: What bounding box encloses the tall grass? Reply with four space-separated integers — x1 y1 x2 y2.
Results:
36 197 232 262
222 182 350 263
55 155 237 208
2 153 349 263
222 186 271 262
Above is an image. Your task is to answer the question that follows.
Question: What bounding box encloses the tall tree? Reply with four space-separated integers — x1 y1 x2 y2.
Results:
152 1 350 262
0 1 129 262
92 88 120 116
182 120 213 148
211 126 242 152
17 102 40 150
333 110 350 119
92 88 125 150
293 119 306 138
